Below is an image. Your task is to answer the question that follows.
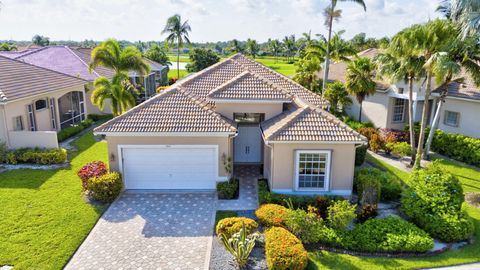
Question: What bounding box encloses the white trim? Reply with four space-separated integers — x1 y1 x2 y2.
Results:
272 189 352 196
97 131 235 137
217 176 229 182
294 150 331 192
208 99 291 104
444 95 480 103
117 144 220 189
268 140 364 144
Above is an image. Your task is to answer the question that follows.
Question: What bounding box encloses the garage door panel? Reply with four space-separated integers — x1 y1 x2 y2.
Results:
122 146 217 190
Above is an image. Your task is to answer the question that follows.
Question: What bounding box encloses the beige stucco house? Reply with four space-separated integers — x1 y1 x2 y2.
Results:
95 54 366 195
0 55 88 149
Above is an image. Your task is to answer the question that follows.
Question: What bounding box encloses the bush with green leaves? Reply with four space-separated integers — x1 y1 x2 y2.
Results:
4 147 67 165
432 129 480 166
401 162 475 242
386 142 411 158
355 167 402 201
87 113 113 122
57 119 93 142
216 217 258 239
219 223 259 268
356 204 378 223
345 216 434 253
185 48 220 72
343 115 375 131
355 144 367 166
87 172 123 203
217 178 239 199
0 141 8 163
326 200 356 230
265 227 308 270
255 204 290 227
285 208 324 244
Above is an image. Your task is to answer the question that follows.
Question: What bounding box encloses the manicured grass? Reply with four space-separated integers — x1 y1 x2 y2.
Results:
214 210 237 229
256 58 297 77
0 132 108 269
167 56 191 63
168 69 189 79
308 154 480 269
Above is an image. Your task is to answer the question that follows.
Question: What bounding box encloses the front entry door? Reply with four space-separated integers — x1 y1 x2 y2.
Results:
234 126 262 163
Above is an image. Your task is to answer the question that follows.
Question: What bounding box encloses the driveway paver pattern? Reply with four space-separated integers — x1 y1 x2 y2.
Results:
65 193 215 270
217 165 260 210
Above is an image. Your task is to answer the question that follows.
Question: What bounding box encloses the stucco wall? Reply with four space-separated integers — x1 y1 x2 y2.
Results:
269 143 356 194
438 98 480 138
263 144 272 180
105 135 233 178
345 92 390 128
0 106 8 144
8 131 58 149
214 102 284 121
85 83 112 115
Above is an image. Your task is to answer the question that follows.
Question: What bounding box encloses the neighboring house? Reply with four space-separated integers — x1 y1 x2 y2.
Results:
0 55 88 149
94 54 366 195
0 46 168 114
320 48 436 131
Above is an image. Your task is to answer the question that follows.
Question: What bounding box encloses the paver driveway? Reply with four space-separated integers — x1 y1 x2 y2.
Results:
65 193 216 270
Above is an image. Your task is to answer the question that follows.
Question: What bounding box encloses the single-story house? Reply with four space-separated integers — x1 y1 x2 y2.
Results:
0 55 88 149
94 53 366 195
0 46 168 115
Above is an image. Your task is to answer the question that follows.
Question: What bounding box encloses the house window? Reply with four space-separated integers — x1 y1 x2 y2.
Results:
397 87 404 94
26 104 36 131
58 91 85 129
35 99 47 110
295 150 331 190
392 98 406 123
444 110 460 127
13 116 24 131
233 113 265 124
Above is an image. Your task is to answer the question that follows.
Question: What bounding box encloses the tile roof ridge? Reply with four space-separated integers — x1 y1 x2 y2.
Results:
206 70 250 97
264 106 307 141
248 69 294 99
0 54 89 83
309 106 367 142
65 46 102 78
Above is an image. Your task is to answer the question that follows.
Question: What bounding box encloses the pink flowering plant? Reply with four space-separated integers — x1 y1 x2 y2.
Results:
77 160 107 190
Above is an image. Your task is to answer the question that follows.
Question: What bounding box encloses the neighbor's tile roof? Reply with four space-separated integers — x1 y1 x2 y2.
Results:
0 55 88 102
261 101 366 142
94 87 237 133
433 70 480 101
207 70 293 101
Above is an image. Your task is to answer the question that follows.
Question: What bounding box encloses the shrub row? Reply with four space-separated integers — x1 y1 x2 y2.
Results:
1 147 67 164
217 178 239 199
401 162 475 242
215 217 258 239
86 113 113 122
432 129 480 166
354 167 402 202
57 119 93 142
265 227 308 270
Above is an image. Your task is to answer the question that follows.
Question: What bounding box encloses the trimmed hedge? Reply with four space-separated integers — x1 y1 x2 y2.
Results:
4 147 67 164
401 162 475 242
87 172 123 203
255 204 290 227
215 217 258 238
57 119 93 142
265 227 308 270
432 129 480 166
217 178 239 199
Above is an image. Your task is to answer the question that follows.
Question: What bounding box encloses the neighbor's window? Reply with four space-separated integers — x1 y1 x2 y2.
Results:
444 110 460 127
13 116 24 131
35 99 47 110
233 113 265 124
296 150 330 190
392 98 406 123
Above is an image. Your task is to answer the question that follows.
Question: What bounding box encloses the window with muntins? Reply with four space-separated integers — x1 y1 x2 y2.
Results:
444 110 460 127
296 151 330 190
392 98 406 122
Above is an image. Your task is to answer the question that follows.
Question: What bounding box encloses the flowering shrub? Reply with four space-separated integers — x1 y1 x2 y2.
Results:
255 204 290 227
216 217 258 238
87 172 123 203
77 161 108 190
265 227 308 270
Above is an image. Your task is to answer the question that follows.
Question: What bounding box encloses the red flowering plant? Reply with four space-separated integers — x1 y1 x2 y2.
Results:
77 161 107 190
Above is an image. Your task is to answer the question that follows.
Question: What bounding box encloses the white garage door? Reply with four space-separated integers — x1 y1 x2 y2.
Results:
121 145 218 190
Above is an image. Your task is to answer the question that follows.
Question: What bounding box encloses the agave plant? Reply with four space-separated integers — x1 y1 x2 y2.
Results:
219 223 259 268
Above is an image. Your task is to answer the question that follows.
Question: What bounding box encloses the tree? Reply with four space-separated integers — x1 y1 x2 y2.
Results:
144 44 171 66
162 14 191 79
438 0 480 38
293 57 322 92
227 39 244 54
185 48 220 72
0 43 17 51
32 35 50 46
323 81 352 115
268 39 282 62
375 31 425 165
283 35 297 62
246 39 260 58
321 0 366 92
89 39 150 115
345 57 376 121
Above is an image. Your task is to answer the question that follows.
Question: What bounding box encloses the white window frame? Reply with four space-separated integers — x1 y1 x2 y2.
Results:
392 98 406 123
294 150 331 192
444 110 460 127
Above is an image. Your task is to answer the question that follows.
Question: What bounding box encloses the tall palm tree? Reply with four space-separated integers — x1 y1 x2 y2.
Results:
345 57 376 121
323 81 352 115
162 14 191 78
246 39 260 58
439 0 480 38
283 35 297 62
268 39 281 62
293 57 322 91
89 39 150 115
227 39 244 54
322 0 366 92
375 32 425 165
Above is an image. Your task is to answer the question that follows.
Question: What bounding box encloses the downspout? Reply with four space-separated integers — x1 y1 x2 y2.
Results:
262 132 274 191
0 103 10 148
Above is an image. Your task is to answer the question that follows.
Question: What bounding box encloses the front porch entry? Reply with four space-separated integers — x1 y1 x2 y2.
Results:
233 113 264 164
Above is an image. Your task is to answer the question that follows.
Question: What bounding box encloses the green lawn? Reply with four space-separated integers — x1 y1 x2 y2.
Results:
168 69 189 79
167 56 191 63
255 58 297 77
0 132 108 270
308 155 480 269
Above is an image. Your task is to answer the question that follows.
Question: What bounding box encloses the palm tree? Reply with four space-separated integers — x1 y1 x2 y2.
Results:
321 0 367 92
283 35 297 62
345 57 376 121
375 32 425 165
162 14 191 79
268 39 282 62
246 39 260 58
323 81 352 115
439 0 480 38
0 43 17 51
144 44 172 66
89 39 150 115
293 57 322 92
227 39 244 54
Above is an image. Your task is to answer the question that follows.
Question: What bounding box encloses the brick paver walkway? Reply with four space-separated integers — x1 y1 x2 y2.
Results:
65 193 216 270
217 165 260 211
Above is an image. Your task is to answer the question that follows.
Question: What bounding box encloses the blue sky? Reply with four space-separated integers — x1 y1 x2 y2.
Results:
0 0 440 42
